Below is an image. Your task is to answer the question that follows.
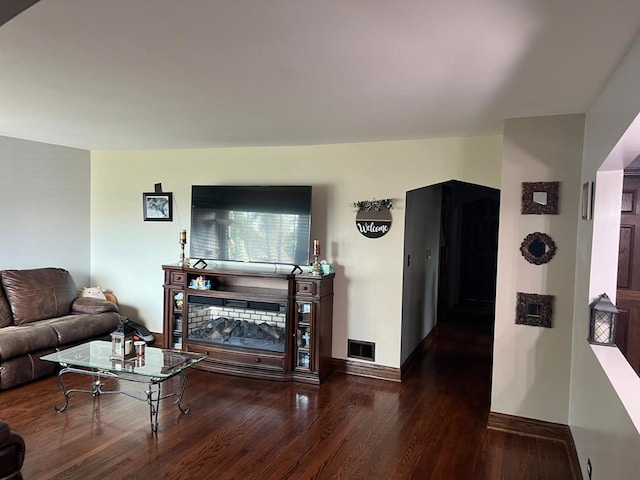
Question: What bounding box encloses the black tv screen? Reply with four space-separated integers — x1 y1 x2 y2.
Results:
190 185 312 266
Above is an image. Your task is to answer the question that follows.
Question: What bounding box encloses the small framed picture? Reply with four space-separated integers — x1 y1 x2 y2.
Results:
143 192 173 221
582 181 594 220
515 292 554 328
521 181 559 215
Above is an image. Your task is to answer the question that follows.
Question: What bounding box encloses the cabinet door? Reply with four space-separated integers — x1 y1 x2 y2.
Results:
294 301 314 371
169 289 185 350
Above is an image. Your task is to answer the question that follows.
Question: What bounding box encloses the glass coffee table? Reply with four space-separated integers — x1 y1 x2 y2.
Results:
41 340 207 432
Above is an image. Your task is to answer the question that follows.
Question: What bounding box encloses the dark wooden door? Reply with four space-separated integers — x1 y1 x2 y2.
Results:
459 198 499 303
616 175 640 374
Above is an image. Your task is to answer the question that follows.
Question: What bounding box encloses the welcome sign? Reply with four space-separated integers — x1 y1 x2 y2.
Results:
354 200 392 239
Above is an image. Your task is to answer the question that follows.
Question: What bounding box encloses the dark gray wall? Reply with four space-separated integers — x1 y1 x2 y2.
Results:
400 184 442 364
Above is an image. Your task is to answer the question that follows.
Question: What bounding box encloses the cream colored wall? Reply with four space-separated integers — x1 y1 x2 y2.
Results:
492 114 584 424
0 136 92 286
91 136 501 368
569 33 640 479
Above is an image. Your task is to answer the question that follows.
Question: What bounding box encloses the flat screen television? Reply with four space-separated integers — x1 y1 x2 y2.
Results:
190 185 312 266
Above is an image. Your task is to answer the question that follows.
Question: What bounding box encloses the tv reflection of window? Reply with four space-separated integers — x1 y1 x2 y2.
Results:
190 185 312 266
191 209 310 265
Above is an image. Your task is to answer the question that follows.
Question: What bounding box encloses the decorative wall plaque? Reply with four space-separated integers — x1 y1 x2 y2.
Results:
520 232 556 265
354 199 393 238
521 182 559 215
516 292 554 328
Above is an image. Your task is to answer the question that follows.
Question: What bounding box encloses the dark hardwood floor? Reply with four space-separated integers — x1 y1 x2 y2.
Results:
1 321 575 479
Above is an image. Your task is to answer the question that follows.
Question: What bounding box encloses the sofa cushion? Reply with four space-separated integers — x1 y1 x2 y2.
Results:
0 285 12 329
0 325 59 361
71 297 119 315
0 348 58 391
1 268 78 325
38 312 121 345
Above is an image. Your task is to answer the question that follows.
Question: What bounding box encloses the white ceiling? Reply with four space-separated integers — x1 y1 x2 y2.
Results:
1 0 640 151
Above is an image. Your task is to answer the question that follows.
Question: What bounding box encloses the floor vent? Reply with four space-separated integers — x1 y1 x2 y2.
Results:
348 339 375 362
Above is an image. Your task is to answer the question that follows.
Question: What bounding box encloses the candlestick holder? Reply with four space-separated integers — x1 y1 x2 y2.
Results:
312 254 321 275
311 239 321 275
179 238 186 268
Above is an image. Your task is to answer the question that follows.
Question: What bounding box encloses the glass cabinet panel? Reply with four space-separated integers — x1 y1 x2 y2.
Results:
295 302 313 369
172 291 184 349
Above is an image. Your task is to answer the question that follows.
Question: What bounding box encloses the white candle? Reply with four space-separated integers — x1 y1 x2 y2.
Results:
313 239 320 256
180 229 187 242
595 318 611 341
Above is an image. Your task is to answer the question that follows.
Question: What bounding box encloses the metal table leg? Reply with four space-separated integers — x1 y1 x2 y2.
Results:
54 367 117 413
146 372 191 432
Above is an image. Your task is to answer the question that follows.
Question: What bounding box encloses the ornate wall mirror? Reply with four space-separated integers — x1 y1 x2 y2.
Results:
521 181 559 214
516 292 554 328
532 191 548 205
520 232 556 265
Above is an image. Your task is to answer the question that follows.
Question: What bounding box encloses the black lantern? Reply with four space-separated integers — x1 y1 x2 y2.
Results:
588 293 618 346
110 317 136 361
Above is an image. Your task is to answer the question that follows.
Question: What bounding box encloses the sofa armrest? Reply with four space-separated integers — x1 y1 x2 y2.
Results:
71 297 119 315
0 421 9 446
8 431 25 471
0 420 25 471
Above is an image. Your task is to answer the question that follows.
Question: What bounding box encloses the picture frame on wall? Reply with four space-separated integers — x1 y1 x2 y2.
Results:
143 192 173 221
582 181 594 220
521 181 560 215
515 292 554 328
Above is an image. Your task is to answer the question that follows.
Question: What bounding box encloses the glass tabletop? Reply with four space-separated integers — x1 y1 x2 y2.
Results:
41 340 207 379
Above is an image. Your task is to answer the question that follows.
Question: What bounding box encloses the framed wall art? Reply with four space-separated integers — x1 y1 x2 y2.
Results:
581 181 594 220
143 192 173 221
515 292 554 328
521 182 559 215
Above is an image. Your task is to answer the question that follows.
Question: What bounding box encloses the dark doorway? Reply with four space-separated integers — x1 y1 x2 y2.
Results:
437 181 499 334
400 180 499 366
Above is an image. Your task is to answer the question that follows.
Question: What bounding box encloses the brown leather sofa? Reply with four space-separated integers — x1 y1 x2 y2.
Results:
0 267 121 390
0 420 24 480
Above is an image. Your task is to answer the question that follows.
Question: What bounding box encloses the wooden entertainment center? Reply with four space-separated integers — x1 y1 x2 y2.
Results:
162 264 334 384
